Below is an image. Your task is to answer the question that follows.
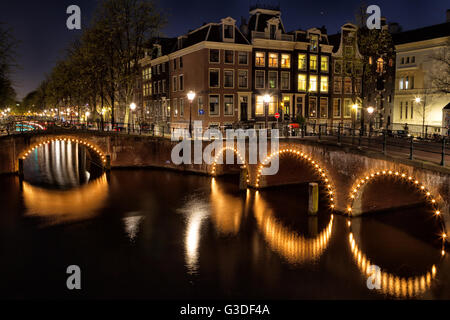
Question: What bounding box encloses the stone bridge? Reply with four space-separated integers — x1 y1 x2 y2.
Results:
0 130 448 236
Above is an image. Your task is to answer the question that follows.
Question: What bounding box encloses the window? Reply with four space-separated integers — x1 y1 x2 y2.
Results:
406 57 410 64
310 55 317 71
268 71 277 89
334 60 342 74
345 46 353 57
179 57 183 68
173 59 177 70
405 76 409 90
310 35 319 52
173 98 178 116
333 99 341 117
399 77 404 90
411 76 415 89
210 49 220 63
298 74 307 91
281 72 290 90
209 95 220 115
321 56 329 72
412 56 415 63
343 99 352 118
238 70 248 88
162 63 165 73
224 70 234 88
198 96 204 115
255 70 265 89
269 53 278 67
162 80 166 93
355 64 363 76
405 101 408 119
173 77 177 92
255 52 265 67
255 96 276 115
255 96 264 115
411 104 414 119
238 52 248 65
157 64 161 74
180 98 184 116
225 50 234 64
320 97 328 118
400 102 403 119
179 75 184 91
296 97 303 117
224 95 234 115
298 54 307 70
355 79 361 94
345 62 353 74
309 97 317 118
281 54 291 68
344 77 352 94
376 58 383 73
334 77 342 93
224 25 234 39
309 75 317 92
320 76 328 93
209 69 219 88
401 57 404 64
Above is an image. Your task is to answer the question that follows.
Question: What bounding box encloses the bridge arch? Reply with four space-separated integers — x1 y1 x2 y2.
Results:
254 148 336 209
347 169 446 230
19 137 107 166
210 146 247 176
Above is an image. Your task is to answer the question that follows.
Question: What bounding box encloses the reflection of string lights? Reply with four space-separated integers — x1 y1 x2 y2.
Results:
255 148 335 210
347 169 447 255
253 191 334 264
211 146 246 176
21 137 106 164
22 174 108 224
348 230 438 298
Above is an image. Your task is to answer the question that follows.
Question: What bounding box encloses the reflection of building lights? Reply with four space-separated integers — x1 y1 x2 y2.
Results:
210 179 243 235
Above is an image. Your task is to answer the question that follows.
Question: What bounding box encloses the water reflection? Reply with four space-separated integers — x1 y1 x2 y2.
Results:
348 221 439 298
123 213 145 241
23 140 101 189
210 178 243 235
253 190 334 265
22 174 108 225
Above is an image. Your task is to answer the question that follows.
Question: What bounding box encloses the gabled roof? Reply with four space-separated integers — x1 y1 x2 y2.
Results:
393 22 450 45
248 12 286 34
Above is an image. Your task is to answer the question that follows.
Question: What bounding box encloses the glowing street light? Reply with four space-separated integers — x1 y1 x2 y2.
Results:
352 104 358 110
367 107 374 114
415 97 422 103
130 102 136 111
263 94 271 103
187 91 196 136
263 94 272 129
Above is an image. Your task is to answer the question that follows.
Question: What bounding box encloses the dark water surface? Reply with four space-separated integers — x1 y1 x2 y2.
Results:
0 143 449 299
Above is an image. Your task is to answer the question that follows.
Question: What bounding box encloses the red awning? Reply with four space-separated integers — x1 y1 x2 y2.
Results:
289 123 300 128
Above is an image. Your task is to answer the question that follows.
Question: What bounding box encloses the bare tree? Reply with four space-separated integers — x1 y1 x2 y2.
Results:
429 39 450 94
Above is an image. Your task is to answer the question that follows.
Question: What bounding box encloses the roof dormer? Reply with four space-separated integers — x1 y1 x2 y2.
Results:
221 17 236 42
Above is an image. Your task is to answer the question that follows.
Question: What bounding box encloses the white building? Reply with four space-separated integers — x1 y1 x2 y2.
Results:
392 15 450 136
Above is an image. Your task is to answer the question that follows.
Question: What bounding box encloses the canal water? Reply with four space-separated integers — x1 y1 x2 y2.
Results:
0 142 449 299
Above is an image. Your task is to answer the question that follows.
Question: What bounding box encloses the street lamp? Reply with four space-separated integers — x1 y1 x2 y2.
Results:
187 90 196 136
263 94 271 129
130 103 137 133
367 107 375 135
415 97 421 104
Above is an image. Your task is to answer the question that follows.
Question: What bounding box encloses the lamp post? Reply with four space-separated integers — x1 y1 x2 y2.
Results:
130 102 137 133
263 94 271 129
367 106 374 136
352 103 358 135
187 91 196 136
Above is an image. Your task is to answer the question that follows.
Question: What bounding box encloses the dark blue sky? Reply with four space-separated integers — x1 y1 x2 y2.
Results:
0 0 448 99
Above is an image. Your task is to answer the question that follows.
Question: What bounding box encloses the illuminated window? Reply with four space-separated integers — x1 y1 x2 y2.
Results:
309 97 317 118
298 74 307 91
255 52 265 67
376 57 384 73
399 78 404 90
321 56 329 72
298 54 307 70
310 55 317 71
268 53 278 67
309 75 318 92
320 76 328 93
310 35 319 52
405 76 409 89
255 96 276 115
281 54 291 68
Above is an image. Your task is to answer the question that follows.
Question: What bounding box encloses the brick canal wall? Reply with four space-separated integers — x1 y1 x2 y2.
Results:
0 132 449 229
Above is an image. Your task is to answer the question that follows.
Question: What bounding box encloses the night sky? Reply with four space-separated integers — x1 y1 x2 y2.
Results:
0 0 448 99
